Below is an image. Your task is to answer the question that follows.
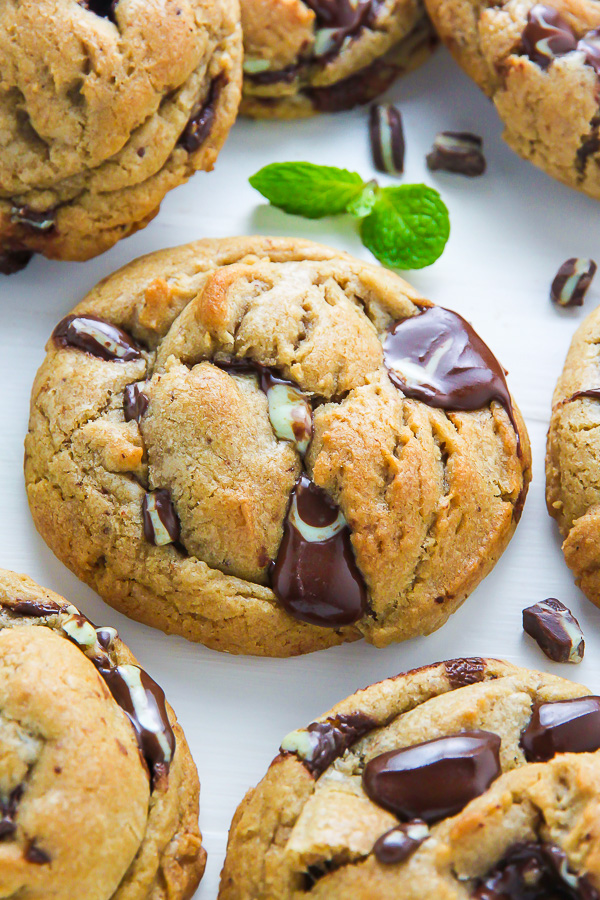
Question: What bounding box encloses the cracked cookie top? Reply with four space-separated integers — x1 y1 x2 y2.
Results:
219 658 600 898
0 568 205 900
0 0 242 260
25 236 530 657
423 0 600 201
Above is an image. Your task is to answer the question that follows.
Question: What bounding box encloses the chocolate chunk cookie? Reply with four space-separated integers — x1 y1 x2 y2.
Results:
25 236 530 657
0 568 205 899
0 0 242 262
423 0 600 200
240 0 436 117
546 303 600 606
219 658 600 898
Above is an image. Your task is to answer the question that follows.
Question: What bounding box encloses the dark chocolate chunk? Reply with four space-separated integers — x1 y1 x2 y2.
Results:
270 474 367 627
246 64 299 86
98 664 176 787
567 388 600 404
303 860 341 889
473 841 599 900
383 306 520 453
522 5 577 68
0 785 24 839
370 104 405 175
124 382 149 423
178 77 224 153
576 121 600 174
426 132 486 176
306 55 399 113
307 0 373 59
0 249 33 276
142 489 181 546
521 696 600 762
373 820 429 865
11 599 61 617
10 206 56 233
52 315 142 363
579 28 600 75
25 841 51 865
281 712 376 777
444 658 486 688
78 0 117 20
95 627 117 650
362 731 501 823
551 258 597 307
523 598 584 663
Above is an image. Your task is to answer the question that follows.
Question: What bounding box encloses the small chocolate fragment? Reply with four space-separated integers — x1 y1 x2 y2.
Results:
98 664 176 787
370 104 405 175
306 0 372 59
426 132 486 176
270 474 367 627
523 598 584 663
444 657 485 688
142 489 181 546
579 28 600 75
383 307 520 453
0 249 33 276
10 206 56 233
0 785 24 839
373 820 429 865
25 841 51 865
124 382 149 423
363 731 501 823
78 0 117 19
551 258 597 307
178 77 223 153
281 711 375 777
52 315 142 363
473 841 599 900
11 599 61 617
521 696 600 762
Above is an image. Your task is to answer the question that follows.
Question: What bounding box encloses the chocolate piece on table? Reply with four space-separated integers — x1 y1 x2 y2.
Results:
52 315 142 363
369 103 405 175
124 382 150 424
270 474 367 627
142 490 181 546
362 731 501 822
523 598 584 663
426 132 486 176
520 696 600 762
0 249 33 276
473 841 599 900
373 820 429 865
551 258 597 307
280 711 376 777
522 5 577 69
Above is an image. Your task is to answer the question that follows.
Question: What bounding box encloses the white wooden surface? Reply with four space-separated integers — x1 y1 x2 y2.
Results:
1 47 599 897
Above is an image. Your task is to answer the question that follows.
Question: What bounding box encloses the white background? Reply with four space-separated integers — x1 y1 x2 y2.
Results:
1 46 600 896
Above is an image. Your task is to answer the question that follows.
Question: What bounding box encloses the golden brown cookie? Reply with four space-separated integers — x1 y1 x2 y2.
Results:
546 303 600 606
219 657 600 899
25 236 530 657
0 568 205 900
240 0 435 117
423 0 600 201
0 0 242 264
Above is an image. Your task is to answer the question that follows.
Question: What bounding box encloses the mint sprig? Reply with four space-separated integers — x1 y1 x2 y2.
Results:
249 162 450 270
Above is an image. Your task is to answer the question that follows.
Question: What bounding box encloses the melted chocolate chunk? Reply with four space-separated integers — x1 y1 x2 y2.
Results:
96 626 117 650
282 712 375 777
10 205 56 233
521 696 600 762
124 382 149 423
373 820 429 865
142 490 181 546
383 307 520 452
25 841 51 865
473 841 599 900
426 132 486 177
370 104 405 175
551 258 597 307
0 249 33 276
52 315 142 363
307 55 399 112
0 785 23 839
98 665 175 788
522 5 577 69
247 64 299 85
523 598 584 663
178 77 224 153
362 731 501 823
270 474 367 627
11 599 61 617
568 388 600 403
78 0 117 20
306 0 372 59
579 28 600 75
444 658 486 688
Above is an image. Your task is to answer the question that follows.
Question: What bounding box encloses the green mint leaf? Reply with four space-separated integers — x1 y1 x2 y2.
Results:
249 162 365 219
360 185 450 270
346 180 379 219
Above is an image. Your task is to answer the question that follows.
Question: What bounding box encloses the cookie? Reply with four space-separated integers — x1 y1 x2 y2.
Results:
25 236 530 657
0 0 242 263
423 0 600 201
219 657 600 898
240 0 436 118
0 568 205 899
546 303 600 606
